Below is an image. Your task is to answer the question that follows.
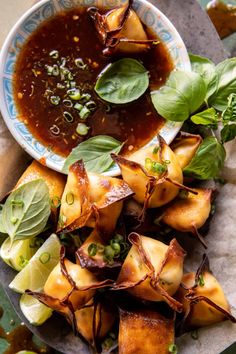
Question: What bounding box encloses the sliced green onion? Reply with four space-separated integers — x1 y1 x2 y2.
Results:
88 243 97 257
45 65 53 75
81 93 91 102
168 343 178 354
145 158 153 171
57 83 65 89
145 158 167 174
49 50 59 59
63 111 74 123
66 192 74 205
19 255 29 268
67 72 74 81
75 58 87 70
79 106 91 120
70 81 76 88
63 99 73 108
50 95 60 105
60 57 66 67
85 101 96 110
76 123 89 136
97 244 105 254
67 88 81 100
152 146 159 154
199 274 205 287
114 234 124 243
39 252 51 264
74 103 83 111
50 196 61 208
104 245 115 261
50 124 60 135
52 64 59 76
110 241 120 255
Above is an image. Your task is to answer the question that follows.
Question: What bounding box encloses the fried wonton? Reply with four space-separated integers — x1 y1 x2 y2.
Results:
75 298 116 345
88 0 152 56
170 132 202 169
113 233 185 311
112 137 187 209
58 161 133 235
119 308 174 354
77 229 121 269
16 160 66 209
176 256 236 328
162 188 212 247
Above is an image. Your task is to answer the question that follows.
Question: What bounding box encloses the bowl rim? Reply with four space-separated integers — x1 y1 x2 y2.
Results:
0 0 190 176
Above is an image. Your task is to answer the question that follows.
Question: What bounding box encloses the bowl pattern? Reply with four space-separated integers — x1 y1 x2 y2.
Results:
0 0 190 175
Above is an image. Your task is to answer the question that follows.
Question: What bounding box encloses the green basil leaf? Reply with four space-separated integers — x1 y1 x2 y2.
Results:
222 93 236 123
63 135 123 174
191 107 217 126
209 58 236 111
2 180 50 244
183 137 226 180
221 124 236 143
189 53 218 99
95 58 149 104
151 70 207 122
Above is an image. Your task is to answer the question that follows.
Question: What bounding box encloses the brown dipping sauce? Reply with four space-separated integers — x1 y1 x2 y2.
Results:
207 0 236 39
13 7 173 157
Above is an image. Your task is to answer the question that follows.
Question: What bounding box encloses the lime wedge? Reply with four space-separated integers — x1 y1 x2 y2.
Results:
20 293 52 326
16 351 38 354
0 237 40 271
9 234 61 293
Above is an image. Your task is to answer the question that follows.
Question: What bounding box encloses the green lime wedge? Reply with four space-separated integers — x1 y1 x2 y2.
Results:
16 351 38 354
9 234 61 293
20 293 52 326
0 237 40 271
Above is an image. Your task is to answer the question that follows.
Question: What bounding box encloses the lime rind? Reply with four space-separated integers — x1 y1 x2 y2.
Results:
20 293 52 326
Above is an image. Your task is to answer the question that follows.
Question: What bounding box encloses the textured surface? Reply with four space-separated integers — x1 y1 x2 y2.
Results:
0 0 235 354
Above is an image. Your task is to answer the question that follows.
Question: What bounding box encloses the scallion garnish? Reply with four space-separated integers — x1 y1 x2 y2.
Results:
19 255 29 268
81 93 91 102
79 106 91 120
199 273 205 287
75 58 87 70
49 50 59 59
85 101 96 110
88 243 97 257
74 103 83 111
63 111 74 123
57 83 65 89
110 241 120 255
52 64 60 76
66 192 74 205
145 158 167 174
168 343 178 354
67 88 81 100
152 146 159 154
104 245 115 263
76 123 89 135
39 252 51 264
50 124 60 135
63 99 73 107
50 95 60 105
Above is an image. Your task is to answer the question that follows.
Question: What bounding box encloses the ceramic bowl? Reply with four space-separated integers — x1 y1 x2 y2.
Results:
0 0 190 176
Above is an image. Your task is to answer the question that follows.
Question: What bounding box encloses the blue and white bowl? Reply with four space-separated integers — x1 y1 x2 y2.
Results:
0 0 190 176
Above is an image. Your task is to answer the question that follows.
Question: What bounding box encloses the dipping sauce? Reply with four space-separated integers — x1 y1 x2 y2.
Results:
13 7 173 157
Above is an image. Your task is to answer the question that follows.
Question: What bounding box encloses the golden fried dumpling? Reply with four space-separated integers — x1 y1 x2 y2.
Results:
16 160 66 208
114 234 185 311
177 270 235 327
119 309 174 354
75 299 116 344
44 259 97 310
58 161 133 235
170 133 202 169
105 7 149 54
113 138 183 208
162 188 212 233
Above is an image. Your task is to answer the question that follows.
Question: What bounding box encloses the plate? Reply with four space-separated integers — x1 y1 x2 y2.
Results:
0 1 227 354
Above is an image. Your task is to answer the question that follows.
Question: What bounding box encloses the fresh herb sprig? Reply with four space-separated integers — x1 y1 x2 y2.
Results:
151 54 236 180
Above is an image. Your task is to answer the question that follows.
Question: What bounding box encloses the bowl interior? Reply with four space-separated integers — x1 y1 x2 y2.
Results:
0 0 190 176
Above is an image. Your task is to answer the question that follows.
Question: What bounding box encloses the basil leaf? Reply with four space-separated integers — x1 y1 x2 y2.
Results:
183 137 226 180
63 135 123 174
209 58 236 111
2 180 50 244
191 107 217 126
189 53 218 99
221 124 236 143
95 58 149 104
222 93 236 123
151 71 207 122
